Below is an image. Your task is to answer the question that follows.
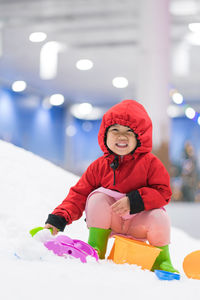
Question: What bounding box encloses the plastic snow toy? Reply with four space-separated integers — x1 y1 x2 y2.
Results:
30 227 99 263
154 270 180 281
45 235 99 263
108 235 161 270
183 250 200 280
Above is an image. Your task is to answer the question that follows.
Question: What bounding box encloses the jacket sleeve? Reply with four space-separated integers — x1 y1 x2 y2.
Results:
127 156 172 214
48 161 99 226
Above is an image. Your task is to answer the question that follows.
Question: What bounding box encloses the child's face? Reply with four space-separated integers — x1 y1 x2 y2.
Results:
106 124 137 156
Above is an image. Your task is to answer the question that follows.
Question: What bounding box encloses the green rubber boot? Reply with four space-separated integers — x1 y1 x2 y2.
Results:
151 245 179 273
88 227 111 259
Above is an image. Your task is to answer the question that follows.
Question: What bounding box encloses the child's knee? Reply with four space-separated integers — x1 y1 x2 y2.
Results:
148 209 170 228
85 193 114 229
86 192 114 212
147 209 171 246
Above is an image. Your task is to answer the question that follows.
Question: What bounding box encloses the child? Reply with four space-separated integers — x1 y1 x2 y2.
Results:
44 99 178 273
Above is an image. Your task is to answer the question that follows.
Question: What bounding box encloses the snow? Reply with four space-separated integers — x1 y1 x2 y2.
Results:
0 140 200 300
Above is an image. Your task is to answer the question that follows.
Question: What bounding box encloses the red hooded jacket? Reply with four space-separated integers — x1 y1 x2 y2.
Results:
46 100 172 230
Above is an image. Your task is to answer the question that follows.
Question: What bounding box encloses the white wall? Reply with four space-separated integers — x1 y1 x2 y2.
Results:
166 203 200 239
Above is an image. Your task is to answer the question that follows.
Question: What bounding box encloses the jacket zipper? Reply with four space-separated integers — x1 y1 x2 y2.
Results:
110 155 119 185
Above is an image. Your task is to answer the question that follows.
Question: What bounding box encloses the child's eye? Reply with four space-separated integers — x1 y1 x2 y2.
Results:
111 128 118 132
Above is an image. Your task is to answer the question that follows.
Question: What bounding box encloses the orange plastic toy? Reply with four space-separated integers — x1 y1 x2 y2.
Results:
108 235 161 270
183 250 200 280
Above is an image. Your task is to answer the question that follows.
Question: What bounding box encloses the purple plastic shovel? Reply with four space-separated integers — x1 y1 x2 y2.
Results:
44 235 99 263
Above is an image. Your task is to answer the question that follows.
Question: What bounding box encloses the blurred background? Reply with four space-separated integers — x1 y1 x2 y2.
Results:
1 0 200 217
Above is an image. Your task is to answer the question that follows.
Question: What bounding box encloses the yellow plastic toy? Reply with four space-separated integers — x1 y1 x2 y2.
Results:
183 250 200 280
108 235 161 270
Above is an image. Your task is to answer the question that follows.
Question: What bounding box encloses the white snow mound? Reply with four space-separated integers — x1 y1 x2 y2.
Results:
0 140 200 300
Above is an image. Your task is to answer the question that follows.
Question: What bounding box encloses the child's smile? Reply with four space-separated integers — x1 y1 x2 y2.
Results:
116 142 128 147
115 142 128 149
106 124 137 156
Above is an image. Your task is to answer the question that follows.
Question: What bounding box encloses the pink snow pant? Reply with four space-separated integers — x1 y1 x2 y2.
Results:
85 187 171 247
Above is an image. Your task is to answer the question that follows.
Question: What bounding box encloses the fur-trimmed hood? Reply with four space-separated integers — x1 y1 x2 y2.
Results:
98 100 152 157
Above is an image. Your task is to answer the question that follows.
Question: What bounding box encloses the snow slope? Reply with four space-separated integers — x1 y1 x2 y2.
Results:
0 140 200 300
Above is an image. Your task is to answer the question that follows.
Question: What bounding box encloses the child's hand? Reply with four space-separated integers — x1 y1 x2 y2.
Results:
111 196 130 216
44 223 59 235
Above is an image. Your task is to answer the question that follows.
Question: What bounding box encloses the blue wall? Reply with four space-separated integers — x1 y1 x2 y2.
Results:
0 88 103 173
4 85 200 177
0 88 66 166
65 117 102 174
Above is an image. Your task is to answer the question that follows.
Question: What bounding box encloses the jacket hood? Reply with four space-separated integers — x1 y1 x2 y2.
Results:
98 100 152 157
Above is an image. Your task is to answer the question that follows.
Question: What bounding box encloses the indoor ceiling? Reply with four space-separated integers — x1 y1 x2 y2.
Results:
0 0 200 107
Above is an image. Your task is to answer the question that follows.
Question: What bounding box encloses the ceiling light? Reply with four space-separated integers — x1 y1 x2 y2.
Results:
29 32 47 42
185 107 196 119
40 41 65 79
70 103 105 120
78 103 93 114
70 102 93 118
170 2 198 15
172 92 183 104
112 77 128 88
188 23 200 33
12 80 27 92
76 59 93 70
49 94 65 106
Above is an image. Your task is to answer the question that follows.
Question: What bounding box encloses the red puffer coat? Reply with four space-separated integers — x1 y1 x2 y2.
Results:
47 100 172 229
